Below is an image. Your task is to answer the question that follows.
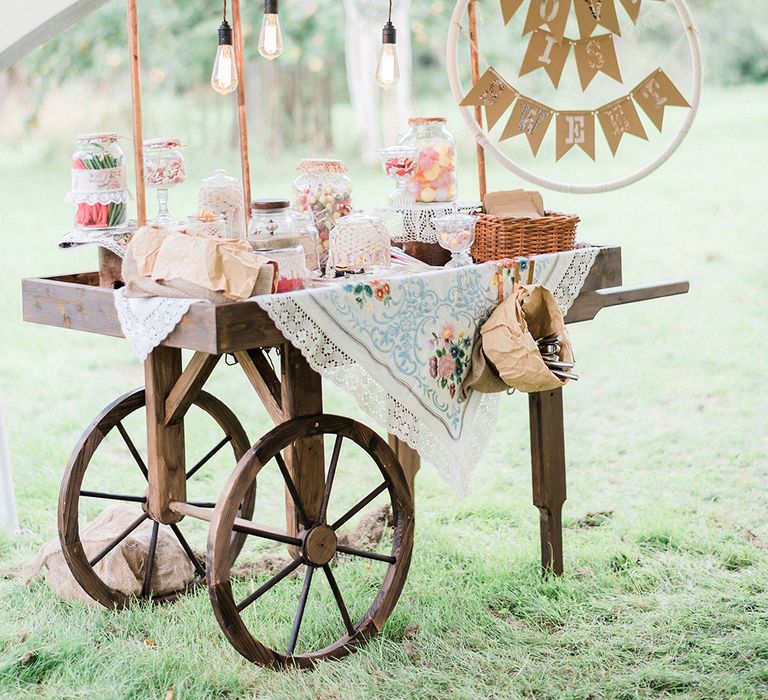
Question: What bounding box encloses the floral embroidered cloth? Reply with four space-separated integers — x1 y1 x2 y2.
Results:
254 247 599 495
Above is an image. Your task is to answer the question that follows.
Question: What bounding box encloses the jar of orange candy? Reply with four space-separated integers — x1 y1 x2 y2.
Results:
401 117 456 204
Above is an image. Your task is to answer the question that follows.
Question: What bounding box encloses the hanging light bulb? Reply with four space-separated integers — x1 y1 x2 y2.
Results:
211 0 238 95
259 0 284 60
376 0 400 89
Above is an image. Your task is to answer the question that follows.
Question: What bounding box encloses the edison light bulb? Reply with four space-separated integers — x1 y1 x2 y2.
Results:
211 20 238 95
376 20 399 89
259 0 284 60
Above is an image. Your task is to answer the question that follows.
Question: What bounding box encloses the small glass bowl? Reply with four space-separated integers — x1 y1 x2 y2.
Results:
434 210 477 268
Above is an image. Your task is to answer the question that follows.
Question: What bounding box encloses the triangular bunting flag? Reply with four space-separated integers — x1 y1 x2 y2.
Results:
631 68 690 131
574 0 621 37
573 34 622 90
519 29 571 88
500 0 527 24
555 111 596 160
597 96 647 155
618 0 642 23
523 0 572 43
460 67 520 130
500 95 554 156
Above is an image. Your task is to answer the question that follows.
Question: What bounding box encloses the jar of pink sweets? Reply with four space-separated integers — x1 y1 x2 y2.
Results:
292 159 352 261
401 118 457 203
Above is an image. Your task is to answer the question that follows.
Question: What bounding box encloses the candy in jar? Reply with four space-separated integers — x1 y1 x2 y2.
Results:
401 117 456 203
291 159 352 259
434 208 476 268
198 169 245 239
143 137 185 224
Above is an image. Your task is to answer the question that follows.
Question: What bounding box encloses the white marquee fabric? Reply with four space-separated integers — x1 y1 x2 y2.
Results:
0 0 109 71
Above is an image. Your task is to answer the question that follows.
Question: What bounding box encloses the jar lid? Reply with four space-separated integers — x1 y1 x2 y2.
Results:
251 199 291 210
75 132 120 144
200 169 240 186
296 158 348 174
143 137 183 149
434 211 476 229
408 117 447 124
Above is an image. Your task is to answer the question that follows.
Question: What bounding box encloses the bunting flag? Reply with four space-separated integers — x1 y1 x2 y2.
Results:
519 29 571 88
596 96 647 155
500 96 554 156
573 34 622 90
522 0 572 43
631 68 690 131
573 0 622 38
460 67 520 130
500 0 527 24
555 111 596 160
618 0 642 23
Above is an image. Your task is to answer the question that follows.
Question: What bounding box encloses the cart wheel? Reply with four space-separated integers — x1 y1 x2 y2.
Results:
59 388 255 609
207 414 414 669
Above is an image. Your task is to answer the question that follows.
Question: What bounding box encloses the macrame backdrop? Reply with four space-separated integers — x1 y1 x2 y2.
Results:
344 0 413 164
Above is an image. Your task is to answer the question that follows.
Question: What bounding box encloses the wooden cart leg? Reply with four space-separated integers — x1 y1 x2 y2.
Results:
145 346 186 524
281 344 324 540
387 434 420 499
529 388 566 576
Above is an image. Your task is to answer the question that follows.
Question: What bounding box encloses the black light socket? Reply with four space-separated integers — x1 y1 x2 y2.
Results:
264 0 278 14
382 20 396 45
218 19 233 45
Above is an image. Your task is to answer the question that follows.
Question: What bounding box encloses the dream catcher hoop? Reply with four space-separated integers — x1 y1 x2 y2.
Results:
446 0 703 194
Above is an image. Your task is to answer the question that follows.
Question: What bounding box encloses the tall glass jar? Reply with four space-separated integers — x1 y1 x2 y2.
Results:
66 133 130 229
290 211 321 273
197 169 245 239
401 117 457 203
248 199 294 239
291 159 352 258
143 137 186 224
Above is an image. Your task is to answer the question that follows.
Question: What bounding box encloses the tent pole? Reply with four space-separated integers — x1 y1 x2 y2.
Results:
232 0 252 233
127 0 146 226
467 0 487 202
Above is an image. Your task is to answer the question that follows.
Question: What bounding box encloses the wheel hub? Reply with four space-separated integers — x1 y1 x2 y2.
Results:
302 525 338 566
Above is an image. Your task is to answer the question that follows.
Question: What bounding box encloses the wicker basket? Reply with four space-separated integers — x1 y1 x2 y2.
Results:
471 211 579 262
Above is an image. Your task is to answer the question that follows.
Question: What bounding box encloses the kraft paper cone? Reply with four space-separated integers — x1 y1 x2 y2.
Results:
573 34 622 90
523 0 572 43
500 0 527 24
519 29 571 89
597 96 648 155
618 0 642 23
555 111 596 160
632 68 690 131
574 0 621 37
460 67 519 130
500 96 554 156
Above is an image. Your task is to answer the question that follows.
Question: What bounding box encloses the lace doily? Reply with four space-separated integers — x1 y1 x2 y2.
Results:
59 224 135 258
384 201 482 243
64 189 133 206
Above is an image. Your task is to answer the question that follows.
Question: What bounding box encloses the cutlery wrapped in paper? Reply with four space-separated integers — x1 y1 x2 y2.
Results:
122 224 277 303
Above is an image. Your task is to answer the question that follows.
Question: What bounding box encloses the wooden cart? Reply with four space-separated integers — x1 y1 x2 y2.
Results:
21 248 687 668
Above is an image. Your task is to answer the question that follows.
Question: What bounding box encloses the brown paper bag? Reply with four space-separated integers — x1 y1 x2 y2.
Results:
465 284 573 395
122 225 277 303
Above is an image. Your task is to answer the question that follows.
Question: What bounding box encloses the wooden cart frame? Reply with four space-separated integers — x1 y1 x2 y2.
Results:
20 0 688 669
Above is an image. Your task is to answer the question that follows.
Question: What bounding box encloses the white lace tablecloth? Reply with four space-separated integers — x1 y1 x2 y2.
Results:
113 247 599 493
382 201 482 243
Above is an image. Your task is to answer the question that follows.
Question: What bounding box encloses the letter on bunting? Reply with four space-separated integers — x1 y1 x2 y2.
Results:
501 96 554 156
631 68 690 131
573 34 622 90
555 111 596 160
460 67 520 130
574 0 622 38
523 0 572 43
519 29 571 88
597 96 647 155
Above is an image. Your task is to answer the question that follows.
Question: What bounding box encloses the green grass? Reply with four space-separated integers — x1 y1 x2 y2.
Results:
0 83 766 698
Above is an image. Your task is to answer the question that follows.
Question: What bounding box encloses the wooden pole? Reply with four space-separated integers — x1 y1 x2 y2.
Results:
232 0 252 232
127 0 146 226
467 0 487 203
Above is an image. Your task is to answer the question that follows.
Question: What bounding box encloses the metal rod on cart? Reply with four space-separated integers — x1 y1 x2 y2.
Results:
232 0 252 233
127 0 147 226
467 0 487 202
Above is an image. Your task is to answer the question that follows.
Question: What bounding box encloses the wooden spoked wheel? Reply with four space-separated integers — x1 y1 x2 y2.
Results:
58 388 255 609
207 415 415 669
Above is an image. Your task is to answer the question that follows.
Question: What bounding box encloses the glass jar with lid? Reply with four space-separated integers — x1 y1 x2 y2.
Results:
401 117 457 203
66 132 131 229
326 211 391 277
290 211 321 273
250 238 308 293
291 159 353 257
143 137 186 224
197 169 245 239
248 199 295 240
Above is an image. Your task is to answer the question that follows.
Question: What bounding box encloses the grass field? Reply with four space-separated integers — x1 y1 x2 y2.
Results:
0 84 766 699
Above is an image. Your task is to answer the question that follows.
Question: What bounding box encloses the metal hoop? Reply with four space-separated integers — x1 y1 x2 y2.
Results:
446 0 703 194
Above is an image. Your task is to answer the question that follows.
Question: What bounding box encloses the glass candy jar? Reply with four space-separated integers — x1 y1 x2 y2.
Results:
248 199 295 240
292 159 353 257
377 145 420 207
197 169 245 239
401 117 456 203
290 211 321 274
67 133 131 229
186 211 227 238
143 137 186 224
434 208 476 268
327 212 391 277
251 238 308 293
